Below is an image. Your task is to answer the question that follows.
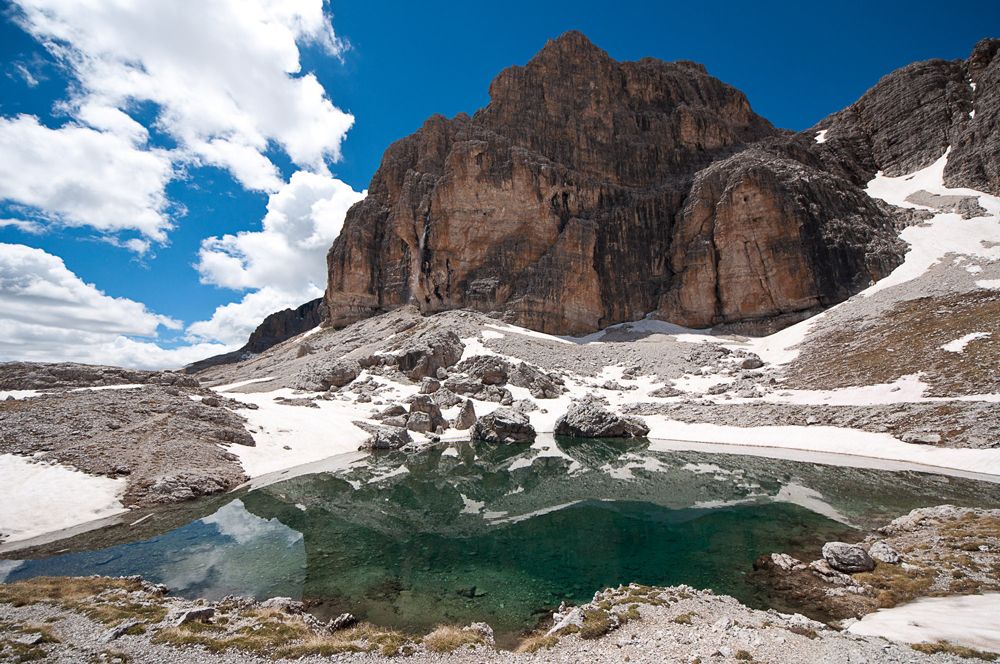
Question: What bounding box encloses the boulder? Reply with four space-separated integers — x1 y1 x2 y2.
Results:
329 613 358 631
419 377 441 394
472 408 535 443
821 542 876 573
444 376 481 395
405 411 434 433
374 404 407 419
554 400 649 438
453 399 477 430
102 618 145 642
431 389 463 408
394 329 464 380
293 358 360 391
408 395 448 431
259 597 304 613
355 422 412 450
164 607 215 628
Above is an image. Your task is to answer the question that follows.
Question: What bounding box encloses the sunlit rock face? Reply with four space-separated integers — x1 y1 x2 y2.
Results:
324 31 904 335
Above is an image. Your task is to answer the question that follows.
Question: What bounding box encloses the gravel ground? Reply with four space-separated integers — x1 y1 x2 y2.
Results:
0 582 979 664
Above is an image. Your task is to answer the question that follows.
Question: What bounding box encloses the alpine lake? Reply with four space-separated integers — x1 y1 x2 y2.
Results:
5 437 1000 647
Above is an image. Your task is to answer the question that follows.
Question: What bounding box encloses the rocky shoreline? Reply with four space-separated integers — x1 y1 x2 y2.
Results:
2 505 998 663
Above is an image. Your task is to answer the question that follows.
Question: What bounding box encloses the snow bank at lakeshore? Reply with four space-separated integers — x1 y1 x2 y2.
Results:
0 454 127 543
644 418 1000 478
219 388 380 478
848 593 1000 654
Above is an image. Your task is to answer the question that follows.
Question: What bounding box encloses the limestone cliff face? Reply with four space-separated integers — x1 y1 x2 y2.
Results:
324 31 905 335
813 38 1000 195
661 145 903 328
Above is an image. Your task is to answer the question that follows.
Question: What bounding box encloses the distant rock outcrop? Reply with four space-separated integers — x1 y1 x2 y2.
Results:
186 298 324 374
324 31 906 335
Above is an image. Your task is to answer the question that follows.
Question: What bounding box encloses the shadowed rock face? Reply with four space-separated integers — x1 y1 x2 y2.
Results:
813 38 1000 195
185 298 325 373
324 31 911 335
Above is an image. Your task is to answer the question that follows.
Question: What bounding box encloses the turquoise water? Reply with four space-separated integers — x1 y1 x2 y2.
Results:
5 439 1000 643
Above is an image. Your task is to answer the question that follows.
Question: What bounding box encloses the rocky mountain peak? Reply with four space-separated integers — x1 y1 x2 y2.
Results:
325 33 1000 335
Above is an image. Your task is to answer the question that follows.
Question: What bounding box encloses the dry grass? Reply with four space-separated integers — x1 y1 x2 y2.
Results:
0 577 166 626
0 623 60 662
911 641 999 660
577 609 613 640
854 564 935 608
422 625 485 653
515 634 558 653
153 611 414 659
787 291 1000 396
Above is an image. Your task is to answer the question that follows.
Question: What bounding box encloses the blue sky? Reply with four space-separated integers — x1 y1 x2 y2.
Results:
0 0 997 368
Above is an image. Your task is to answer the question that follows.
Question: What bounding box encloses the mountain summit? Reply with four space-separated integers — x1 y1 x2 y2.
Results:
322 31 918 335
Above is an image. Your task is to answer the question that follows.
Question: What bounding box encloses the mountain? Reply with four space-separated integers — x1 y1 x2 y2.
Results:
323 31 915 335
184 298 324 373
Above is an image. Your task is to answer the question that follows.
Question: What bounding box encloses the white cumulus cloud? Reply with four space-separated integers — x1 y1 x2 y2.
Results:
0 115 174 242
0 243 229 369
13 0 354 193
190 171 364 345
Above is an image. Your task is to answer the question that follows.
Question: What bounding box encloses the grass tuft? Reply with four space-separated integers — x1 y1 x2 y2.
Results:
422 625 485 653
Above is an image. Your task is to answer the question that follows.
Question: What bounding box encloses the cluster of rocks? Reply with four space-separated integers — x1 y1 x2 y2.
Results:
753 505 1000 622
0 376 254 508
293 329 466 392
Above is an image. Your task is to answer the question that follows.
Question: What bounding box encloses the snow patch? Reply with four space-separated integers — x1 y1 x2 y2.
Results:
849 593 1000 654
643 418 1000 477
814 129 828 144
977 279 1000 290
213 376 277 392
0 454 127 543
0 390 43 400
941 332 991 353
70 384 144 392
222 388 383 477
863 148 1000 295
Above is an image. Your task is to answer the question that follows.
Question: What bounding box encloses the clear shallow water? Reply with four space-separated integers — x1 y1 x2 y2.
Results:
5 438 1000 644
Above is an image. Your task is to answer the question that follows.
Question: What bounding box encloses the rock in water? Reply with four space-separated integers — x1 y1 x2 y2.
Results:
324 30 905 335
453 399 477 430
821 542 876 573
472 408 535 443
554 400 650 438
